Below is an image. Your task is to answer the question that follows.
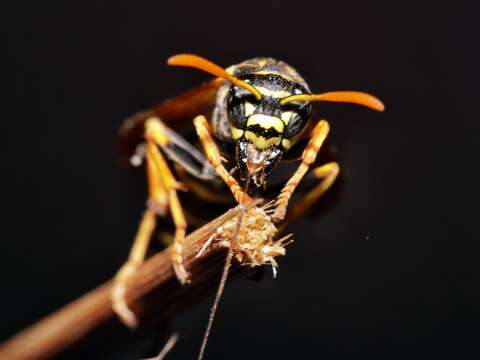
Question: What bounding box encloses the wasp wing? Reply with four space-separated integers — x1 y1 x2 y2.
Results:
119 78 223 163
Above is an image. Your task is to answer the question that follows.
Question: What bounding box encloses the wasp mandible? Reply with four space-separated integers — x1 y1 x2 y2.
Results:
111 54 384 330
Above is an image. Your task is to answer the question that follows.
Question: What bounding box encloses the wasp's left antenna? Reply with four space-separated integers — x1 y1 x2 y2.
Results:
280 90 385 112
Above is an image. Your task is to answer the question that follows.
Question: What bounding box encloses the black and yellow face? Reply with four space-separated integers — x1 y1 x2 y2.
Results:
227 73 312 186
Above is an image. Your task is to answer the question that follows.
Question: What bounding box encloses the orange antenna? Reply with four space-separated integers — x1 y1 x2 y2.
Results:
280 91 385 112
168 54 262 101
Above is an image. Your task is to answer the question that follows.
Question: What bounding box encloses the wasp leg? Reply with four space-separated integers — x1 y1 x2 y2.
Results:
283 162 340 225
272 120 330 223
112 209 157 327
145 118 191 283
193 115 252 204
112 117 189 328
133 118 218 183
140 116 231 207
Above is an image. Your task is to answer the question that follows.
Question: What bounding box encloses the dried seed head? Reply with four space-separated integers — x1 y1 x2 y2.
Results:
216 206 290 272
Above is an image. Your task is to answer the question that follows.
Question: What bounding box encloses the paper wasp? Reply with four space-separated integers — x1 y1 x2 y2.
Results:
111 54 384 357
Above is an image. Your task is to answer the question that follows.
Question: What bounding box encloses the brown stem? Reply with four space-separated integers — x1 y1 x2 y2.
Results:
0 205 253 360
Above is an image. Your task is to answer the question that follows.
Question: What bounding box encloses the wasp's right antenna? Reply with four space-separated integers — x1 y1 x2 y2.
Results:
168 54 262 101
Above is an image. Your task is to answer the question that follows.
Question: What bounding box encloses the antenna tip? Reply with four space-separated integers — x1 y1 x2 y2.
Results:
167 54 185 66
374 98 386 112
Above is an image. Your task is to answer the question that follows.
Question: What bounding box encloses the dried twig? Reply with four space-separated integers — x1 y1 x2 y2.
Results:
0 204 269 360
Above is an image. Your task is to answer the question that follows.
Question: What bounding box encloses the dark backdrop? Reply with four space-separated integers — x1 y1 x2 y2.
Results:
3 1 479 359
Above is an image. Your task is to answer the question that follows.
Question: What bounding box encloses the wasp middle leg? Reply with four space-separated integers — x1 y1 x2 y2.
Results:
112 117 209 327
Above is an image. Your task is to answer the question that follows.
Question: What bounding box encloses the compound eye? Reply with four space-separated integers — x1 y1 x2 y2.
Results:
227 86 254 129
228 85 259 106
235 86 259 103
280 101 301 113
282 102 312 139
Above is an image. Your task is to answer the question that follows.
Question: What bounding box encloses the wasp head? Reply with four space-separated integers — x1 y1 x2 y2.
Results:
227 73 312 187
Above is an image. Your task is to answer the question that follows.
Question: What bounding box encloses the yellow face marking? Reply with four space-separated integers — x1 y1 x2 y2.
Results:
281 111 294 125
244 131 281 150
247 114 285 133
225 65 236 75
282 139 292 150
244 101 256 117
255 86 292 99
231 126 244 140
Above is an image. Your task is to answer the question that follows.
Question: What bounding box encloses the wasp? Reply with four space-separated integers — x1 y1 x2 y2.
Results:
111 54 384 341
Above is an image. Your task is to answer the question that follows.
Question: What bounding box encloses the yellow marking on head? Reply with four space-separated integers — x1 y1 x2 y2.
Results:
280 111 294 125
253 70 298 83
225 65 236 75
255 86 292 99
282 139 292 150
244 101 256 117
231 126 244 140
245 131 281 149
247 114 285 133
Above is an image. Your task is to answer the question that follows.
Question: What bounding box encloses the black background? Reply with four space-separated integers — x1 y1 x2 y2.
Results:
3 1 479 359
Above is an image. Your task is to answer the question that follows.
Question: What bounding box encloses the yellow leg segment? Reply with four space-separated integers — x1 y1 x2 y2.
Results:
193 115 251 204
111 209 156 328
144 125 189 283
111 117 188 328
272 120 330 223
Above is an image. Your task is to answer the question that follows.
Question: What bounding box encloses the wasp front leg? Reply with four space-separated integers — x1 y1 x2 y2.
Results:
111 117 189 328
193 115 251 205
272 119 331 223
